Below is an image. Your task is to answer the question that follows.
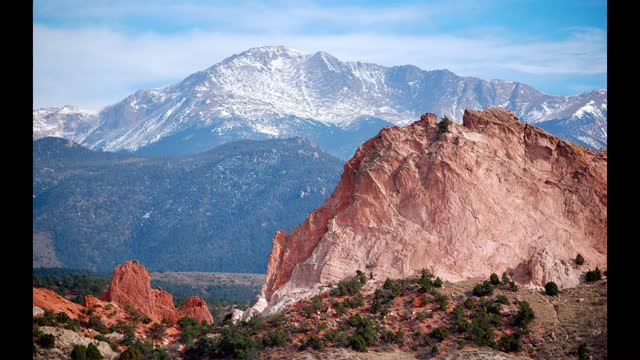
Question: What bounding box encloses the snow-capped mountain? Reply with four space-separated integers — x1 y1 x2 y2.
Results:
33 105 98 142
33 46 607 158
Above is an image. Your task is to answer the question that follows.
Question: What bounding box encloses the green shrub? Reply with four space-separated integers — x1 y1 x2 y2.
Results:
434 291 449 311
368 293 382 314
433 277 443 288
381 329 404 344
575 253 585 265
544 282 559 296
348 335 367 352
324 330 349 347
183 338 216 360
345 314 376 346
384 278 403 297
333 301 347 316
501 272 510 284
344 293 364 308
37 333 56 349
423 336 433 346
514 301 535 328
477 298 500 315
451 305 468 333
430 327 449 342
55 312 71 324
498 334 522 352
464 297 477 310
244 315 265 335
216 325 260 359
37 310 56 326
439 116 451 133
586 267 602 282
178 317 206 348
118 348 142 360
577 343 589 360
262 329 287 347
332 272 364 296
148 323 167 345
418 269 434 293
291 319 308 334
466 310 497 348
431 344 439 356
509 281 518 292
141 316 152 324
495 295 509 305
260 313 282 327
86 343 103 360
473 281 494 297
356 270 367 284
87 315 107 334
490 273 500 285
70 345 88 360
394 329 405 343
304 335 325 350
380 306 390 319
304 295 326 316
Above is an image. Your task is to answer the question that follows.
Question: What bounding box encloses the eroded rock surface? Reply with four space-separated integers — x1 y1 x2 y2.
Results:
258 108 607 315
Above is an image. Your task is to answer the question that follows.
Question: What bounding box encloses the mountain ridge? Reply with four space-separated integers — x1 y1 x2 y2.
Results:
33 136 343 272
33 46 607 159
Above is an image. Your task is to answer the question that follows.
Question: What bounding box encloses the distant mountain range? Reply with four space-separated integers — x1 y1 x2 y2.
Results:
33 137 342 272
33 46 607 159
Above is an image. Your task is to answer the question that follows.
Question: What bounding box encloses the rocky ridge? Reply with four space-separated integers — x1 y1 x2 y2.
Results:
254 107 607 316
33 260 214 326
103 260 214 325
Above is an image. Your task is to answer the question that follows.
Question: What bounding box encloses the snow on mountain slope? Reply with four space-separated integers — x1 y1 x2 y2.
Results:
33 105 98 141
33 46 608 157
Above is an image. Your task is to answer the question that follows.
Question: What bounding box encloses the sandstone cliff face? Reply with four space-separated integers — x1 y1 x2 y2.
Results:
258 108 607 315
104 260 214 324
33 288 84 319
177 296 215 325
104 260 175 322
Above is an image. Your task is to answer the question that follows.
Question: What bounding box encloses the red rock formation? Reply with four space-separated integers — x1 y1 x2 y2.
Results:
258 108 607 315
177 296 214 325
33 288 84 319
104 260 212 324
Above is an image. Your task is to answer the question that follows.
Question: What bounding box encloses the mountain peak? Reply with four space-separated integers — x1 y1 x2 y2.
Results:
234 45 306 58
34 46 608 154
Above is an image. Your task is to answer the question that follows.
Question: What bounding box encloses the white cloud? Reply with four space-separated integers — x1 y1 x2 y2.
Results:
33 25 606 109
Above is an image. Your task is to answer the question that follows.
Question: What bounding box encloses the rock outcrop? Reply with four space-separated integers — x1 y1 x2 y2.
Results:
35 326 118 360
257 108 607 315
33 288 84 319
103 260 178 323
104 260 214 324
33 306 45 318
177 296 215 325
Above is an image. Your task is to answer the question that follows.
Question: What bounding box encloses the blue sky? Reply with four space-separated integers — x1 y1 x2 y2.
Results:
34 0 607 110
